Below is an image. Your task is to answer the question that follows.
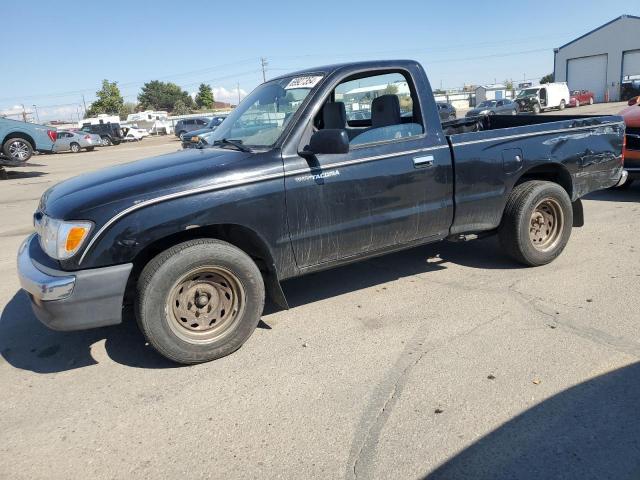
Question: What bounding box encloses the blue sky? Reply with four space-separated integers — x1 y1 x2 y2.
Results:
0 0 636 121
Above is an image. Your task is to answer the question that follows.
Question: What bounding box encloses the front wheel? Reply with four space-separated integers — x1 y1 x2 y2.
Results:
575 99 580 108
559 100 566 110
101 136 112 146
532 103 541 115
136 239 265 364
498 181 573 266
3 138 33 162
70 142 81 153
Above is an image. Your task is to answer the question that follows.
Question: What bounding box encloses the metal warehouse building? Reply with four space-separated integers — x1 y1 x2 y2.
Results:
554 15 640 102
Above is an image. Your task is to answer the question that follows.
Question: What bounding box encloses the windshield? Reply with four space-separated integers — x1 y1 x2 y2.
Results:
517 88 539 98
206 75 322 149
477 101 497 108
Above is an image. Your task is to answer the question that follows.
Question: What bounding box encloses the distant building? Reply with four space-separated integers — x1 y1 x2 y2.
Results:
474 84 510 103
553 15 640 102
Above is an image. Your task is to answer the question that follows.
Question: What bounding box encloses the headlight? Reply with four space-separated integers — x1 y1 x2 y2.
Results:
36 215 93 260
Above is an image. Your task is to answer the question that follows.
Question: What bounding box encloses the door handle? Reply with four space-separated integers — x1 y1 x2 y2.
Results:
413 155 434 168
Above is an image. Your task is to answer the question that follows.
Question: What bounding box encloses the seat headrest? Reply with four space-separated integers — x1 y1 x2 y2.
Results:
322 102 347 129
371 95 401 128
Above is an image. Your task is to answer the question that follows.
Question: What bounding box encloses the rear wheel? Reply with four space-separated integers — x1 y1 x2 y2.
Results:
559 99 566 110
70 142 80 153
532 103 541 115
136 239 265 364
3 138 33 162
101 136 112 146
499 181 573 266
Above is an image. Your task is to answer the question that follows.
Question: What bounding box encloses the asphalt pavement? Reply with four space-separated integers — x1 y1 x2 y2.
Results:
1 111 639 479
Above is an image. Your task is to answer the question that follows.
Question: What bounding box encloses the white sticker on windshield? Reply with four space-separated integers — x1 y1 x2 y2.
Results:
285 75 323 90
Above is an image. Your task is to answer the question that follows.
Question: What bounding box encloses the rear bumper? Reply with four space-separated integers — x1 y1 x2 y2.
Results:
616 169 629 186
17 234 132 331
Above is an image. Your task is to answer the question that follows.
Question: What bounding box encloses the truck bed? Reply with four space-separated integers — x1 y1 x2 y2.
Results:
441 114 625 235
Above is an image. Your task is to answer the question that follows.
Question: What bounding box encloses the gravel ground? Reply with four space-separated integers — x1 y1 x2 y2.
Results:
1 106 638 480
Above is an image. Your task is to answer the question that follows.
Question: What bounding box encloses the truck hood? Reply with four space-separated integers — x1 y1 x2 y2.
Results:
41 147 252 220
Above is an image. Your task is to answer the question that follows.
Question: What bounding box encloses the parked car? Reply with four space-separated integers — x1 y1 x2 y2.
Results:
122 126 149 142
53 130 102 153
616 96 640 188
180 116 228 147
621 76 640 101
80 123 124 146
347 110 368 121
0 117 56 164
17 60 625 364
174 117 210 138
515 83 571 114
437 102 457 121
466 99 518 117
568 90 595 107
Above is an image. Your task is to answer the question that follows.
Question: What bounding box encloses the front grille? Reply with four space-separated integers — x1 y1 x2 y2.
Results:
627 127 640 150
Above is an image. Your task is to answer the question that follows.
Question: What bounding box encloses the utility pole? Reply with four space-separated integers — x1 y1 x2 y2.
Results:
260 57 268 82
32 104 40 123
237 81 241 105
21 104 27 122
81 95 87 116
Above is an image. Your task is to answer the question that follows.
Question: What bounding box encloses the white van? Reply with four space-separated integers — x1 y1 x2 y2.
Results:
515 82 571 114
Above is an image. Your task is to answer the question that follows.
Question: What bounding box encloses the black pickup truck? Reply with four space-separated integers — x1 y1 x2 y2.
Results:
18 60 625 364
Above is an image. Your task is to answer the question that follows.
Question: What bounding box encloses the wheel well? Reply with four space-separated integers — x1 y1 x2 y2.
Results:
124 224 283 307
2 132 35 149
515 164 573 199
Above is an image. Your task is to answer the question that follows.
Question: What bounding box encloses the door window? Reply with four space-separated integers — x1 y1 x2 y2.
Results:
315 71 423 147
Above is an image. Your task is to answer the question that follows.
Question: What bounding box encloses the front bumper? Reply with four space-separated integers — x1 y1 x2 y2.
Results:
17 234 132 331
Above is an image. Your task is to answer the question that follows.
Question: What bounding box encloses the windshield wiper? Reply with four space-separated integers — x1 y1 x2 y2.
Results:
212 138 252 153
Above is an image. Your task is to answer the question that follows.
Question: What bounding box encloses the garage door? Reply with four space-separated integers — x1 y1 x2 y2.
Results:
567 54 607 102
623 50 640 78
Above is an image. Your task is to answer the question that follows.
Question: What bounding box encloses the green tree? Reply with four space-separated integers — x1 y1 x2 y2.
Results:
540 73 554 84
86 80 124 117
137 81 194 112
195 83 215 109
118 102 137 121
504 79 514 90
382 83 399 95
172 99 190 116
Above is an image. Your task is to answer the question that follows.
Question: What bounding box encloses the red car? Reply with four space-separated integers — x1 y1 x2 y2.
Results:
568 90 595 107
618 96 640 187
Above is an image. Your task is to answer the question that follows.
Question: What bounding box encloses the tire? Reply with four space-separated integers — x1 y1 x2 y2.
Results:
498 181 573 266
448 113 456 121
575 99 580 108
589 97 594 105
136 239 265 364
70 142 81 153
101 136 112 146
559 100 566 110
3 137 33 162
177 130 186 137
532 103 541 115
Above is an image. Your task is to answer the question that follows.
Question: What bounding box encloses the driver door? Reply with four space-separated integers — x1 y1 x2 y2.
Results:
283 70 453 268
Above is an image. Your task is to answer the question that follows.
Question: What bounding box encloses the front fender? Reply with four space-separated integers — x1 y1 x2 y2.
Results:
67 180 298 281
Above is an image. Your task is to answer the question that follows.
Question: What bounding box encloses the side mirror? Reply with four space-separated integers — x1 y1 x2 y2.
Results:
303 129 349 156
628 96 640 107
